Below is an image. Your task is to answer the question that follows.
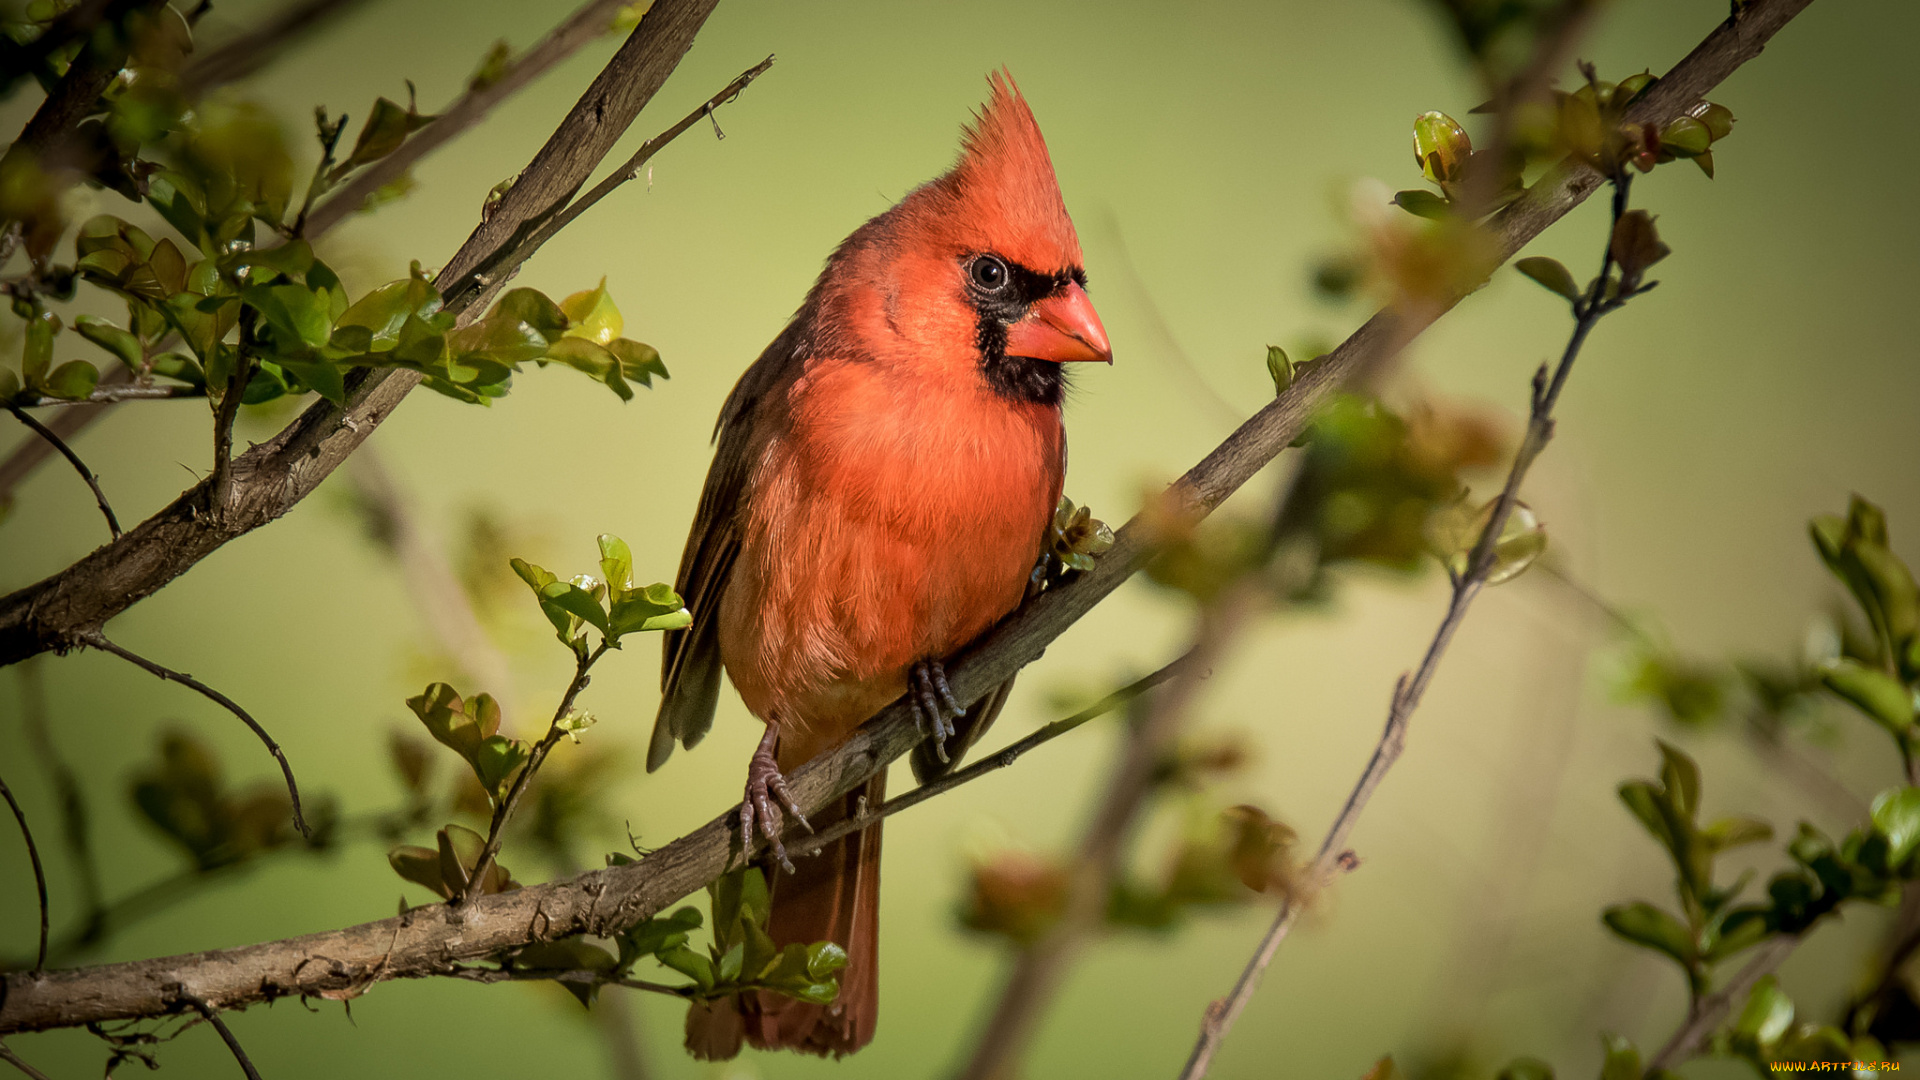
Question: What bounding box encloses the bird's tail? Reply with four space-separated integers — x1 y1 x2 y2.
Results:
685 771 886 1059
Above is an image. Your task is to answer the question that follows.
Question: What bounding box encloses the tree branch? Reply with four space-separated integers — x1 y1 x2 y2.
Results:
187 998 263 1080
9 383 203 406
5 404 119 539
958 585 1258 1080
0 772 49 973
76 630 309 839
180 0 371 97
302 0 635 237
0 0 1811 1034
0 0 725 668
1645 933 1801 1072
1175 151 1652 1080
0 1039 51 1080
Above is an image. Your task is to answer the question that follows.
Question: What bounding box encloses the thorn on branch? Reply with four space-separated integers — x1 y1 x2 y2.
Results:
7 405 120 539
78 631 310 839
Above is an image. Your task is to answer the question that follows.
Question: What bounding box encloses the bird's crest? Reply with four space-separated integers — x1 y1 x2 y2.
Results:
936 70 1082 273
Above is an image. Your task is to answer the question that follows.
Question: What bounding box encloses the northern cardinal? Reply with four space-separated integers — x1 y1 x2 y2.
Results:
650 72 1110 1059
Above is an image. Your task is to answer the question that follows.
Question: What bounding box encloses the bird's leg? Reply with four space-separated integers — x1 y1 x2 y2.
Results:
742 724 811 874
909 658 967 764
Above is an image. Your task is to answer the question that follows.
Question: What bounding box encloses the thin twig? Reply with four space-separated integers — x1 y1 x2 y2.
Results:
445 54 774 312
303 0 635 236
77 630 309 839
0 772 48 972
0 1039 51 1080
7 404 119 538
207 315 257 516
180 0 370 96
186 999 264 1080
10 383 203 406
1645 934 1800 1071
784 658 1189 863
1176 166 1646 1080
459 641 610 903
290 109 350 239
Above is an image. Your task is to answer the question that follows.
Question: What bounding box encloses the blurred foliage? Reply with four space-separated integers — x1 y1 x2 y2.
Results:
130 727 334 872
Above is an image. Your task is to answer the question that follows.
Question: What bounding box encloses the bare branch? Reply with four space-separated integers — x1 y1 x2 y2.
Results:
0 0 726 668
10 383 203 406
1176 151 1651 1080
783 658 1189 864
0 771 49 972
303 0 635 237
0 0 1811 1034
0 1039 51 1080
1645 934 1801 1071
5 404 119 539
180 0 371 96
76 630 309 839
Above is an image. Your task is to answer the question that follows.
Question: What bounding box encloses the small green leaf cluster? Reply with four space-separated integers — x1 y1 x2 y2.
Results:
404 682 526 807
1603 740 1776 995
510 533 691 660
656 867 848 1006
131 728 334 871
1810 497 1920 757
1724 976 1888 1070
388 823 519 900
1048 496 1115 574
1393 69 1735 224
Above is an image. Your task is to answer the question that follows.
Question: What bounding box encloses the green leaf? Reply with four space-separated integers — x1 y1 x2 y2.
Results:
1659 116 1711 158
74 316 143 370
1602 901 1694 966
335 269 442 350
1872 787 1920 867
1655 739 1700 818
1705 907 1772 961
545 337 632 401
275 359 347 406
539 580 610 635
560 278 622 346
489 288 569 341
610 582 690 636
1494 1058 1553 1080
21 312 52 383
1413 110 1470 184
243 283 332 348
223 239 313 280
328 97 435 182
1598 1033 1640 1080
1733 974 1794 1047
241 361 289 405
657 945 714 991
1819 659 1915 735
1514 257 1580 302
1702 815 1773 853
597 534 634 593
471 735 529 800
1391 189 1451 220
607 339 666 386
1265 345 1293 394
388 844 448 898
42 361 100 401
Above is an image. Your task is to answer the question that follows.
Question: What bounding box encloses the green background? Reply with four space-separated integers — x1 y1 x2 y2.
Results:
3 0 1917 1076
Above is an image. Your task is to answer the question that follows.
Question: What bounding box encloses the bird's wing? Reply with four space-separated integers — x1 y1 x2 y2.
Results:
649 317 810 772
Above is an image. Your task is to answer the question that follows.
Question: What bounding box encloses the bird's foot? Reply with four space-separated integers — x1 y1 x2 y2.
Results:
909 658 967 765
742 726 811 874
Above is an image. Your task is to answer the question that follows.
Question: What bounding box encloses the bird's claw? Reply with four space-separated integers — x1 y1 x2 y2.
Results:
909 659 967 765
742 727 811 874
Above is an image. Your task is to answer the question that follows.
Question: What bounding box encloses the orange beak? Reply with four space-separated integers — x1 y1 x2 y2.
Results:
1005 282 1112 364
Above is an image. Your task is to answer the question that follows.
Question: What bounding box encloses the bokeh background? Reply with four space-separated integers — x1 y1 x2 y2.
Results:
3 0 1917 1076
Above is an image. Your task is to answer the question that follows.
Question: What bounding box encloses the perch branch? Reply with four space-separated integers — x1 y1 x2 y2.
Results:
0 0 1812 1033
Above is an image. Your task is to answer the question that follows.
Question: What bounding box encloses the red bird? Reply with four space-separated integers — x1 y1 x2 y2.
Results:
650 72 1110 1059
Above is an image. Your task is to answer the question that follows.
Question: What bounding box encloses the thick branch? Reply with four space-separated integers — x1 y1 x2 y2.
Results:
0 0 723 668
0 0 1809 1033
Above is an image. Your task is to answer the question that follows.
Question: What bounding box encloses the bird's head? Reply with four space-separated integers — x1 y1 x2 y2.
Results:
812 71 1111 406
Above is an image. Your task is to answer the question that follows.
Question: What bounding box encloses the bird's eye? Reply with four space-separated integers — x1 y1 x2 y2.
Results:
968 255 1009 292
